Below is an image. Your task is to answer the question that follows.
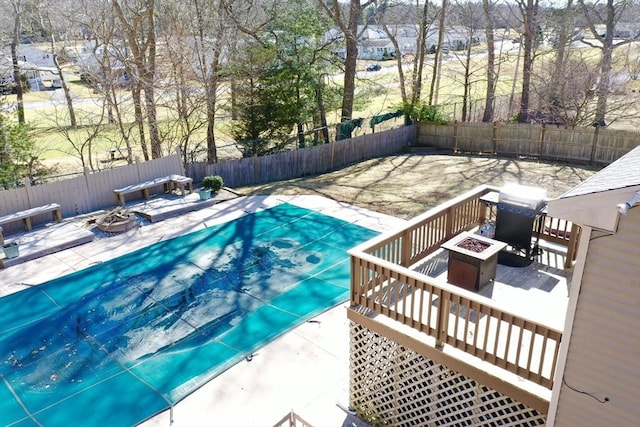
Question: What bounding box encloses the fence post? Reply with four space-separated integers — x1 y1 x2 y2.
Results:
436 291 450 349
539 123 546 159
330 140 335 170
83 167 93 212
135 156 142 181
453 120 459 152
590 126 600 165
492 122 498 154
23 178 34 207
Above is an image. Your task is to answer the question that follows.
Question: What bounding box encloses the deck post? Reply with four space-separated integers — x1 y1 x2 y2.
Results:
445 206 454 241
350 255 360 305
436 292 450 349
564 223 580 269
401 229 412 267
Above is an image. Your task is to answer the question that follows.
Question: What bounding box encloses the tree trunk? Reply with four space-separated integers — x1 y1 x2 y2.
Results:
550 0 573 120
144 1 160 158
517 0 538 124
429 0 447 106
340 0 361 130
593 0 615 127
482 0 496 122
316 84 330 144
206 46 221 163
412 0 430 107
10 7 25 125
317 0 375 140
132 85 149 161
462 35 473 122
45 19 77 127
112 0 159 158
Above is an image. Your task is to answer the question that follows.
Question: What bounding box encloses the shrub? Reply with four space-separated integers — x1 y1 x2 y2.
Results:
398 102 450 125
202 175 224 192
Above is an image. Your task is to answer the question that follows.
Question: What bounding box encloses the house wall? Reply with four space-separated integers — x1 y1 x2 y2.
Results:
552 207 640 426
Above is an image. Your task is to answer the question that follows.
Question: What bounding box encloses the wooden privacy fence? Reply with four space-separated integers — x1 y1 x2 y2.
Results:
187 125 416 186
0 122 633 236
418 122 639 165
0 154 183 235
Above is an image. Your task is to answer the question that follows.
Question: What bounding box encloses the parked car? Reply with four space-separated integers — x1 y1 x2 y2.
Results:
366 64 381 72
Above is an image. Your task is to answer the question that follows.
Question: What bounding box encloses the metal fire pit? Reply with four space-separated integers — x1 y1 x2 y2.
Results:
442 232 507 291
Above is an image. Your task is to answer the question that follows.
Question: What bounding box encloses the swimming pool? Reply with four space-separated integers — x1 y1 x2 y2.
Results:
0 203 378 426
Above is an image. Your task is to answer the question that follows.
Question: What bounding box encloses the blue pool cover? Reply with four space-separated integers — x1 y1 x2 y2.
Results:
0 203 378 426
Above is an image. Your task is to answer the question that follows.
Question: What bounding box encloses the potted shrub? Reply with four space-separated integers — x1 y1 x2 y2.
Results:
199 175 224 200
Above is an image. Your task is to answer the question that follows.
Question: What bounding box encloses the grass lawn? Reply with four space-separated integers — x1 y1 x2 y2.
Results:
236 153 600 220
6 40 639 175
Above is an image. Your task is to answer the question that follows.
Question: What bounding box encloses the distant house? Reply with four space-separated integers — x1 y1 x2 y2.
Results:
327 24 486 61
585 23 640 40
327 25 422 60
359 38 397 60
0 49 63 92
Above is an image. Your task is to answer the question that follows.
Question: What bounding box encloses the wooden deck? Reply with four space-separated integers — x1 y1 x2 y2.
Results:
348 239 571 415
0 222 95 268
348 185 576 399
412 240 570 329
126 187 242 222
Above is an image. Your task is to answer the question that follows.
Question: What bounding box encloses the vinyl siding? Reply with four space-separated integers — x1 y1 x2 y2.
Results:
554 208 640 426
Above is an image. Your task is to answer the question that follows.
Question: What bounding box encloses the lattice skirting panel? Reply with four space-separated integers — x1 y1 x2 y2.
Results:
349 321 547 427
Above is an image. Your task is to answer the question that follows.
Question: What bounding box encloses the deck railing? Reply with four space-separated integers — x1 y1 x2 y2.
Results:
349 185 574 390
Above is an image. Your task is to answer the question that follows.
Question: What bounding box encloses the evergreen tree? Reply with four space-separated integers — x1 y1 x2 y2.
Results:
0 107 52 188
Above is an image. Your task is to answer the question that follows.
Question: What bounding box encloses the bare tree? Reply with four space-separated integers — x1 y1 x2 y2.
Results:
156 0 221 164
190 0 230 164
578 0 638 127
373 1 437 110
516 0 540 123
46 100 109 171
448 0 485 122
112 0 162 159
72 0 139 163
317 0 376 139
412 0 434 107
38 3 77 127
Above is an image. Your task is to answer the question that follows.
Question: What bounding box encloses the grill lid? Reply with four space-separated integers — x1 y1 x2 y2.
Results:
498 184 547 210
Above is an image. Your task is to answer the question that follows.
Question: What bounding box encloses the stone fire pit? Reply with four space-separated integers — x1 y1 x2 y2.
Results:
95 207 137 233
441 231 507 291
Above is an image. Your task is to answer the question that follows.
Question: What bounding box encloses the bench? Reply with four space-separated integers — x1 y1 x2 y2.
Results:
113 174 193 206
0 203 62 244
168 174 194 197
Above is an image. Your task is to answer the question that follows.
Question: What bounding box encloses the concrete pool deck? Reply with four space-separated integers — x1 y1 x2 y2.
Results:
0 195 408 427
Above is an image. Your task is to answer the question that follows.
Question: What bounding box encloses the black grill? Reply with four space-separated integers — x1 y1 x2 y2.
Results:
495 201 546 266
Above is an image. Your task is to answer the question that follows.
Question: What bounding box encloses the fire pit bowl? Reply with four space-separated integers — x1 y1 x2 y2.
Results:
456 237 492 253
95 207 137 233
